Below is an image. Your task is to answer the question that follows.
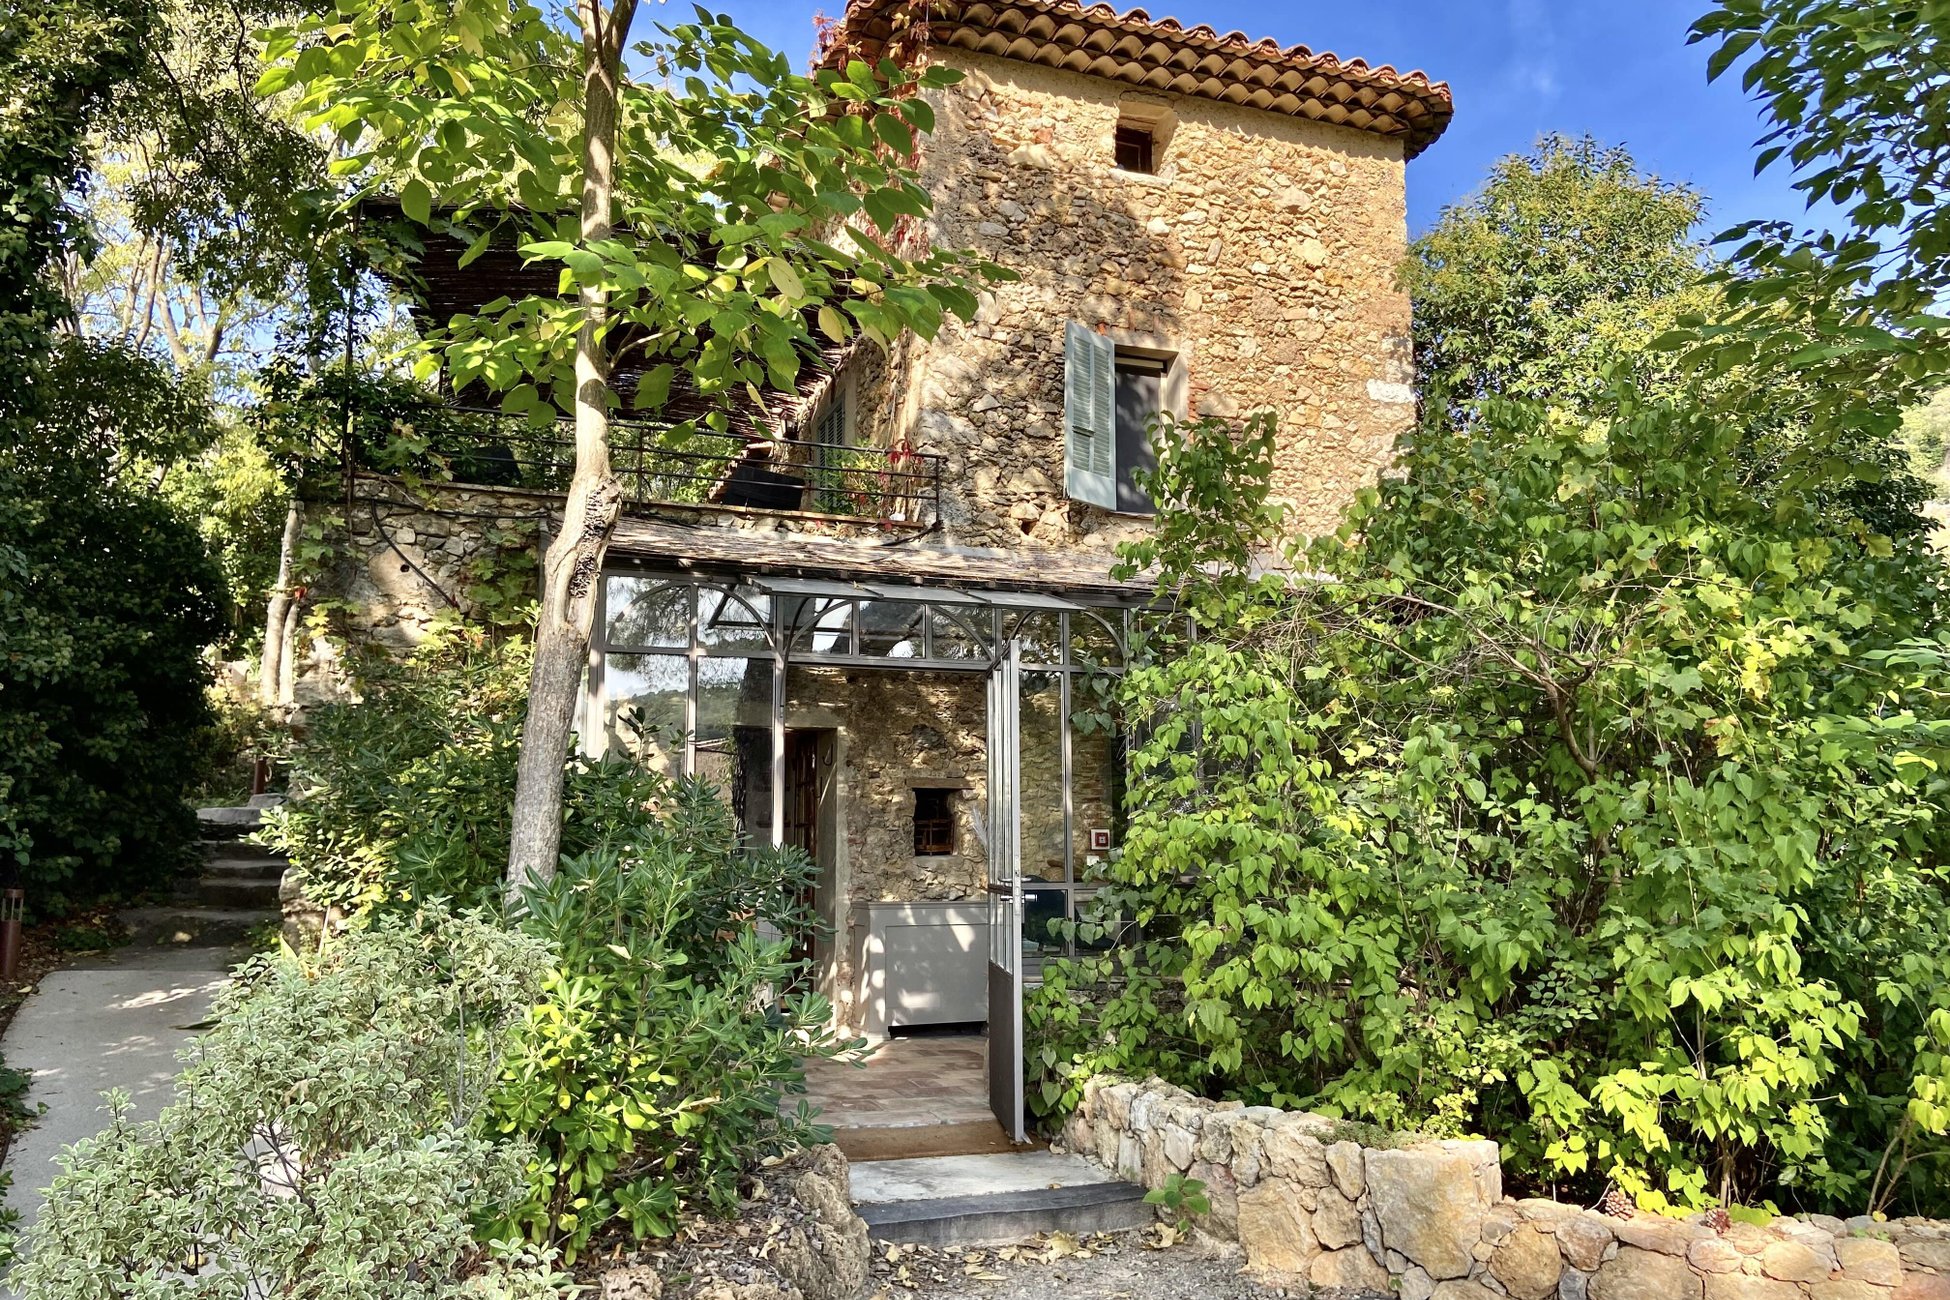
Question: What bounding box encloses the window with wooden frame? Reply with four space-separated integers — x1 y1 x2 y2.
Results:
913 787 956 856
1063 325 1181 514
1113 124 1155 174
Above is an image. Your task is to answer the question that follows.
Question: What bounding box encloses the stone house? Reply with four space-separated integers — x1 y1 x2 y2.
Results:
311 0 1451 1143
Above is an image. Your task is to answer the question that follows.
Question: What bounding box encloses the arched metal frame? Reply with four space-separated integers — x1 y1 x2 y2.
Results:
587 568 1132 946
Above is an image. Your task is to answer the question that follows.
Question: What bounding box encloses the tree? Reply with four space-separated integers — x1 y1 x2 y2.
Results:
269 1 999 897
1029 387 1950 1214
1403 135 1713 420
1675 0 1950 462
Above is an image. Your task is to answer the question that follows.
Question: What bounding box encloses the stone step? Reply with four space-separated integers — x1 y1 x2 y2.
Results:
199 838 283 863
852 1152 1152 1248
200 857 287 881
185 876 283 909
196 807 262 842
120 905 278 950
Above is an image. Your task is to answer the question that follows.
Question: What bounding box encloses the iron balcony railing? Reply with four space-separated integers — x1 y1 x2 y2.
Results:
326 405 942 528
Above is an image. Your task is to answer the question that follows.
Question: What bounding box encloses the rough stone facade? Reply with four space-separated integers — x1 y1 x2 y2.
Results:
855 48 1417 551
1064 1076 1950 1300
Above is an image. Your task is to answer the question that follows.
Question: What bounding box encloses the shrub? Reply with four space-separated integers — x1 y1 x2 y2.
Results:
12 907 569 1299
1029 403 1950 1218
489 777 841 1261
265 630 686 916
0 454 226 909
262 629 529 915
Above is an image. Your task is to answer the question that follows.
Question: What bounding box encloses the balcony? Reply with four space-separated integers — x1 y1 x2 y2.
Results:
317 406 942 529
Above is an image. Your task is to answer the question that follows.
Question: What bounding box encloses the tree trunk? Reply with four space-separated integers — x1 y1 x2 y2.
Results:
260 501 304 708
505 0 636 906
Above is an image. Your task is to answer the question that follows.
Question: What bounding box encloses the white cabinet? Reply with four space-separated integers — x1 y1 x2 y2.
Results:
848 901 990 1039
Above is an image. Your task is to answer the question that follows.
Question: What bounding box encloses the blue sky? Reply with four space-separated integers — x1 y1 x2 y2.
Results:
673 0 1820 240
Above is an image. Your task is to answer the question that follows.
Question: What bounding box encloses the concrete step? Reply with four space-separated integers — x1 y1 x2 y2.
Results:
852 1152 1152 1247
120 905 278 950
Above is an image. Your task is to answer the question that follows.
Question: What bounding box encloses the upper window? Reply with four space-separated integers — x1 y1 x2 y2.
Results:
1113 124 1155 174
1063 324 1176 515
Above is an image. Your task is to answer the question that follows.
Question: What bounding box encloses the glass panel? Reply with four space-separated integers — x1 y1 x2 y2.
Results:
693 656 776 843
698 587 772 655
1024 886 1067 957
1018 668 1066 882
785 596 852 655
605 577 689 650
928 606 990 660
1069 610 1122 671
605 653 688 773
1006 610 1063 665
857 599 925 658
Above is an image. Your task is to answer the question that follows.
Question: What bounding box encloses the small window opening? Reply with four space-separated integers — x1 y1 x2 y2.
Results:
1113 124 1155 174
913 787 956 856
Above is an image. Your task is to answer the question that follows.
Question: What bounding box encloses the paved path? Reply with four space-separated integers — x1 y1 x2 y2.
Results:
1 944 235 1239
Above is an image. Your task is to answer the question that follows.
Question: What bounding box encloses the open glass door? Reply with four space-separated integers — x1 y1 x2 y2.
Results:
985 638 1026 1142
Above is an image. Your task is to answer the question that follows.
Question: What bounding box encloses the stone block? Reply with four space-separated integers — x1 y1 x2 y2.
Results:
1236 1179 1319 1275
1261 1125 1330 1186
1491 1223 1566 1300
1560 1272 1591 1300
1812 1284 1899 1300
1556 1215 1619 1272
1835 1237 1902 1287
1199 1111 1242 1164
1326 1140 1366 1198
1367 1147 1489 1280
1314 1190 1363 1250
1761 1239 1829 1283
1483 1204 1522 1246
1431 1282 1503 1300
1615 1215 1714 1257
1896 1277 1950 1300
1399 1265 1436 1300
1189 1160 1239 1239
1311 1246 1390 1293
1114 1134 1142 1182
1162 1124 1195 1171
1591 1245 1705 1300
1687 1239 1744 1275
1903 1238 1950 1271
1702 1277 1803 1300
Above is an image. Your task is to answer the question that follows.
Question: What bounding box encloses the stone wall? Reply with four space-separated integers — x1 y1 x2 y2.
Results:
869 48 1417 551
301 478 545 658
1063 1076 1950 1300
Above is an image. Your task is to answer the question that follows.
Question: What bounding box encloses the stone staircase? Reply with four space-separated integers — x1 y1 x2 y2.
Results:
121 798 287 950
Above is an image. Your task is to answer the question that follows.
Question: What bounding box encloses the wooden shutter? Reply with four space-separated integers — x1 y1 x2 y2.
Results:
1064 322 1117 509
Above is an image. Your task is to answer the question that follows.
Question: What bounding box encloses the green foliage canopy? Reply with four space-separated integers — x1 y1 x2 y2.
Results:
1403 135 1713 420
265 2 1004 424
1030 399 1950 1215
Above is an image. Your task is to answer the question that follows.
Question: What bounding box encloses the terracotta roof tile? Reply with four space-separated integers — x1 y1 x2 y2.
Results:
818 0 1453 158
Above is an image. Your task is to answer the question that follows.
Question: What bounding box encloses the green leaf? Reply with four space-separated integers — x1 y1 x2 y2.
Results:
400 177 433 225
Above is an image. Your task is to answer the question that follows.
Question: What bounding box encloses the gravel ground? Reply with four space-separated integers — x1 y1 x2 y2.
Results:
864 1227 1389 1300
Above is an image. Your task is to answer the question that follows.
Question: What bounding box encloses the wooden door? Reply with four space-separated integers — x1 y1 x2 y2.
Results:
782 731 820 970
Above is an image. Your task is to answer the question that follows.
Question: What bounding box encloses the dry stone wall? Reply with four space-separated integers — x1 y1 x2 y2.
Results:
878 48 1417 551
1064 1076 1950 1300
